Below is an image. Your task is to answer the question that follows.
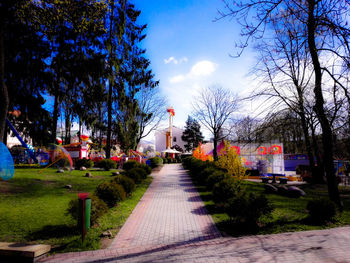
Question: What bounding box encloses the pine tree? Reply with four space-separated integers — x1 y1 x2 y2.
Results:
115 2 158 152
181 116 204 152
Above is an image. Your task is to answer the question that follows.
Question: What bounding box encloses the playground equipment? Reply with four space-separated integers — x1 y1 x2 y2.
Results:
39 144 73 172
0 142 14 180
6 119 37 162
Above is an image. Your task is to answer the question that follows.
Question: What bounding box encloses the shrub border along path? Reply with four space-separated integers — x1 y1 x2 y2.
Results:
40 164 350 263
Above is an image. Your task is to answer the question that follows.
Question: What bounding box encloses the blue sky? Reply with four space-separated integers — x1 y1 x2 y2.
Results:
45 1 257 139
132 0 256 136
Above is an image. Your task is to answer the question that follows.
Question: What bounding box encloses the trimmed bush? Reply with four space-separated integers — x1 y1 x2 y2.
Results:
138 163 152 175
123 160 139 171
125 167 147 183
97 159 116 171
212 177 242 204
206 170 231 190
149 157 163 168
95 181 126 207
307 198 337 223
66 194 108 225
90 194 109 223
75 158 94 169
113 175 135 195
225 193 273 224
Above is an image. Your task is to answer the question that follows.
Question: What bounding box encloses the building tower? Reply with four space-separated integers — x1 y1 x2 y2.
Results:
166 107 175 149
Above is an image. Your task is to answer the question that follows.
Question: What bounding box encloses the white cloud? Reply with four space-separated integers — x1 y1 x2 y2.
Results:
169 74 186 83
164 56 188 64
168 60 218 83
189 60 217 77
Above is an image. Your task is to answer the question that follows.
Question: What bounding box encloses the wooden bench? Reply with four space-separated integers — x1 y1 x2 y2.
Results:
0 242 51 263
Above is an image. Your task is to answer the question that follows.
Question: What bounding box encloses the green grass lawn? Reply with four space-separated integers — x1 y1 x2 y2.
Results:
0 167 152 253
195 180 350 237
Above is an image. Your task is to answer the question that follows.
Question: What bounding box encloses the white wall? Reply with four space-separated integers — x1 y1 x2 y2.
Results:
155 126 185 152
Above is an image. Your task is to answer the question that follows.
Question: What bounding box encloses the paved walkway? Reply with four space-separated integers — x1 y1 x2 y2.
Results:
40 164 350 263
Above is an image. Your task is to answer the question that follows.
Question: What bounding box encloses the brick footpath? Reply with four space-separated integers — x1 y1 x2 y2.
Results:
40 164 350 263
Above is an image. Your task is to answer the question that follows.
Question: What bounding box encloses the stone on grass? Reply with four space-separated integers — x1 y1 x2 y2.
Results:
264 184 278 194
276 185 289 196
57 169 64 173
80 166 87 171
64 184 72 189
112 172 120 176
85 173 92 178
101 230 112 238
287 186 306 198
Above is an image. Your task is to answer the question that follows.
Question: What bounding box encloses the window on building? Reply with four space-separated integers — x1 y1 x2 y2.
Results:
173 136 177 142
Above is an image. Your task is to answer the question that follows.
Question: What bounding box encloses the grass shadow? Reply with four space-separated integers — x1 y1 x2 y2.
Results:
26 224 78 241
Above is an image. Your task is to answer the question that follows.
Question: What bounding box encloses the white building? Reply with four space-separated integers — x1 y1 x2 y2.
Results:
155 126 186 152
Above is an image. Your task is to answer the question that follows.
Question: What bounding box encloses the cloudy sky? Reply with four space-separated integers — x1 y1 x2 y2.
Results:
132 0 257 139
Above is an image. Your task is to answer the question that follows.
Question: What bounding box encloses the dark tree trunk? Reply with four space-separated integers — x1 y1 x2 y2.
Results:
0 28 9 143
213 133 218 161
64 108 71 145
307 0 341 208
106 1 115 159
52 92 59 143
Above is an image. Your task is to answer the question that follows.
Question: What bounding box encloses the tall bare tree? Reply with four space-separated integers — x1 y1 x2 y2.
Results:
193 85 238 160
136 86 166 146
219 0 350 208
251 14 323 181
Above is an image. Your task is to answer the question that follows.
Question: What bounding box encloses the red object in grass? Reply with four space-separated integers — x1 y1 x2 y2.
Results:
78 193 89 200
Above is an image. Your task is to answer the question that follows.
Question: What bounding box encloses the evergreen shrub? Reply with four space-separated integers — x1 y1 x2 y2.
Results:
307 198 337 223
149 157 163 168
66 194 108 225
97 159 116 171
225 193 273 224
123 160 139 171
206 170 231 190
113 175 135 195
125 168 147 183
95 181 126 207
138 163 152 175
75 158 94 169
212 177 241 204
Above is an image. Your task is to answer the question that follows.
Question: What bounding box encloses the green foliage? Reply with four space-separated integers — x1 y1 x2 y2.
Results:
97 159 116 171
307 198 337 223
123 160 139 171
216 140 247 180
95 181 126 207
138 163 152 175
124 167 148 184
75 158 94 169
225 193 273 224
113 175 135 195
163 158 168 164
206 170 231 190
149 157 163 168
181 116 204 152
66 194 108 226
212 177 243 204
